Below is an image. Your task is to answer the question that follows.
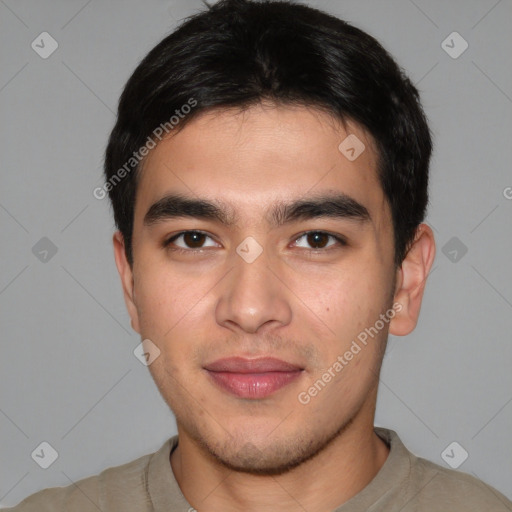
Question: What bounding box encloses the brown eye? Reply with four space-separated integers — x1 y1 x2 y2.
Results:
306 232 330 249
182 232 207 248
164 231 219 250
293 231 346 251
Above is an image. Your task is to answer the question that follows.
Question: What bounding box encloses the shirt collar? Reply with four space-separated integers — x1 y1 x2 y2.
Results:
147 427 411 511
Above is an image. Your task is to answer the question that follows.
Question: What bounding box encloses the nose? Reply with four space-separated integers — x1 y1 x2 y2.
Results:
215 243 293 334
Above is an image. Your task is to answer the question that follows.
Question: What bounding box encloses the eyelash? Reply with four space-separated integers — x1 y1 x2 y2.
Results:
163 230 347 255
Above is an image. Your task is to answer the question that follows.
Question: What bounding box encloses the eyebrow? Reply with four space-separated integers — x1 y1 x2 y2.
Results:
143 192 371 228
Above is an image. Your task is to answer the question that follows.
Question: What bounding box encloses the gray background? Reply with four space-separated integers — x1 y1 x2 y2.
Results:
1 0 511 507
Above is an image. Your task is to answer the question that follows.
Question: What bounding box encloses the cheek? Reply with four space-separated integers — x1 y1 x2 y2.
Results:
133 259 208 337
299 262 392 383
297 261 387 329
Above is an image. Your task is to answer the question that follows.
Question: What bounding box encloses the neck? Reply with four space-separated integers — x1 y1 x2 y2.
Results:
170 398 389 512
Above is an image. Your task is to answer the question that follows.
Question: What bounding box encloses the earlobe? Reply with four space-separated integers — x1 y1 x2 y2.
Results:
113 231 141 334
389 223 436 336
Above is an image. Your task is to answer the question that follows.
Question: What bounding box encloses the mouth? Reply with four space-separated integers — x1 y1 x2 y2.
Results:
204 357 304 399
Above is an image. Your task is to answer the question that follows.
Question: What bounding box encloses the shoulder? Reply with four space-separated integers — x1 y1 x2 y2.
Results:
2 449 158 512
375 428 512 511
407 450 512 510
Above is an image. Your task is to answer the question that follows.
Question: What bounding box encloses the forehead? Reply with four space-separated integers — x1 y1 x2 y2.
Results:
134 103 390 230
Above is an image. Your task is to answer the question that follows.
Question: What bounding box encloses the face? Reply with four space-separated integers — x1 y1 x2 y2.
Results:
116 103 408 474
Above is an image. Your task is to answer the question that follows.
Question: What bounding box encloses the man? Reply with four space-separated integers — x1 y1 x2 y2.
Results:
7 0 511 510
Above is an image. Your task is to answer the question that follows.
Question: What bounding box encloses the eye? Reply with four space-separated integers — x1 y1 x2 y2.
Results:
163 230 346 254
164 231 219 251
292 231 347 250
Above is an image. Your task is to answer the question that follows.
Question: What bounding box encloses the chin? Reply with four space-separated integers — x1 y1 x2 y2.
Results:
195 417 352 476
207 438 317 476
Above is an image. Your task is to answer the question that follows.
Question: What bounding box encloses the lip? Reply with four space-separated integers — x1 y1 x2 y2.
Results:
204 357 303 399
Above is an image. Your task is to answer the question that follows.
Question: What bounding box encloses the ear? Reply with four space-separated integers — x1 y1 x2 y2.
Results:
113 231 140 334
389 223 436 336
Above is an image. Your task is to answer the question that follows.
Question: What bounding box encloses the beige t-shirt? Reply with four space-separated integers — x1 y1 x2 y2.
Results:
4 427 511 511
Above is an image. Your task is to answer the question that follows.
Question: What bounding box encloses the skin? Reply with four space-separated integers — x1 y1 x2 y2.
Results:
113 102 436 512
